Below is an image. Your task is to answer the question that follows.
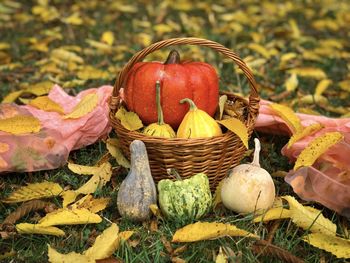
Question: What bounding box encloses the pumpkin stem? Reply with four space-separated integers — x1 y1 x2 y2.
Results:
164 49 180 64
180 98 197 111
252 138 261 167
155 81 165 125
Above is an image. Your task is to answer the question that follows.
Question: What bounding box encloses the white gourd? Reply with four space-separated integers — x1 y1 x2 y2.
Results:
221 138 276 213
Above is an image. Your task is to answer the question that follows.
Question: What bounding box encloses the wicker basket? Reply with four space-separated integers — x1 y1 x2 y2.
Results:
109 37 260 190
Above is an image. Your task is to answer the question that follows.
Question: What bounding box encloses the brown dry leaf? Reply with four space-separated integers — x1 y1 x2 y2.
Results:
106 138 130 168
282 196 337 236
2 181 63 203
64 93 98 119
16 223 65 236
303 233 350 258
217 118 248 149
39 208 102 226
28 96 64 114
315 79 332 96
115 107 143 131
294 132 344 170
253 207 291 223
48 245 94 263
285 73 298 92
287 123 324 148
269 103 302 133
288 67 327 79
0 115 41 135
172 221 258 242
83 223 120 260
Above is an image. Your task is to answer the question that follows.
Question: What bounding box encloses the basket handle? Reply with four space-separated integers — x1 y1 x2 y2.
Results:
111 37 260 126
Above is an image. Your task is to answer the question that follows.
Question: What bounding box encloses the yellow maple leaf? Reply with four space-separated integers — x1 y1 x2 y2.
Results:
48 245 94 263
282 196 337 235
63 93 98 119
253 207 291 223
303 233 350 258
106 138 130 168
83 223 120 260
172 221 258 242
217 118 248 149
287 67 327 79
39 208 102 226
115 106 143 131
285 73 298 92
2 181 63 203
287 123 324 148
315 79 332 96
101 31 114 46
0 115 41 135
294 132 344 170
28 96 64 114
16 223 65 236
269 103 302 133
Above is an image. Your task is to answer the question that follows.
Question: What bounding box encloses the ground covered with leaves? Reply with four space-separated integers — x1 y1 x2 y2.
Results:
0 0 349 262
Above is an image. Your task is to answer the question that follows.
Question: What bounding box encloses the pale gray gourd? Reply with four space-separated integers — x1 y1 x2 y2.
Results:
117 140 157 221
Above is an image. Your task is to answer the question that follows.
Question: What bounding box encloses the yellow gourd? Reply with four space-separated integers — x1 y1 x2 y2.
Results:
177 98 222 138
143 81 176 138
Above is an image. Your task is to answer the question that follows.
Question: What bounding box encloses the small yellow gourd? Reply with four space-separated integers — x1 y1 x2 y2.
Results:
143 81 176 138
177 98 222 138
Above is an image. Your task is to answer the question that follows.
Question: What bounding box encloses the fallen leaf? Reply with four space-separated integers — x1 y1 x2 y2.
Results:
288 67 327 79
172 221 258 242
283 195 337 235
298 94 328 105
118 231 134 242
48 245 94 263
218 95 227 120
294 132 344 170
287 123 324 148
115 107 143 131
253 207 291 223
51 48 84 64
1 90 23 103
303 233 350 258
28 96 64 114
213 180 224 208
247 43 272 59
77 66 111 80
101 31 114 46
215 247 228 263
0 115 41 134
285 73 298 92
16 223 65 236
61 190 80 207
269 103 302 133
106 138 130 168
315 79 332 96
2 181 63 203
39 208 102 226
217 118 248 149
72 195 110 213
338 80 350 92
83 223 120 260
68 162 101 175
64 93 98 119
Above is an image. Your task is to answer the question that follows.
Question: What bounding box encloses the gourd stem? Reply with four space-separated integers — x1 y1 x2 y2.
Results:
164 49 180 64
167 168 183 181
252 138 261 167
180 98 197 111
155 81 165 125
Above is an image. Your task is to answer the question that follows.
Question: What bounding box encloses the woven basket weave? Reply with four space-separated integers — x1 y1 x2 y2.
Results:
109 37 260 190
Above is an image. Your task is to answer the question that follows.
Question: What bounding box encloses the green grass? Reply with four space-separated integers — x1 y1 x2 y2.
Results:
1 0 350 262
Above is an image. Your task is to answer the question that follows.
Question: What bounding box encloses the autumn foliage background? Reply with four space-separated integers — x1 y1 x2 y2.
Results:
0 0 349 262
